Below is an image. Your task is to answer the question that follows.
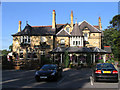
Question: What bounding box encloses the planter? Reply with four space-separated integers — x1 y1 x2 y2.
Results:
14 66 20 70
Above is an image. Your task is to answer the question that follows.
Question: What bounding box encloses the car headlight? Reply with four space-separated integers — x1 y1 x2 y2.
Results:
35 71 39 75
51 72 55 75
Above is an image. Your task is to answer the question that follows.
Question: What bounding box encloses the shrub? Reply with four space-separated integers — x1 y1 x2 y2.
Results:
98 59 104 63
64 51 69 68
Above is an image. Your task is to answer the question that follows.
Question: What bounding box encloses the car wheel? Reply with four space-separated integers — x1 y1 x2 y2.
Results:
60 72 62 77
93 76 97 82
54 75 58 81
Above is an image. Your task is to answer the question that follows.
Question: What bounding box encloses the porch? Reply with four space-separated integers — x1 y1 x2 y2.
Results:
49 47 111 67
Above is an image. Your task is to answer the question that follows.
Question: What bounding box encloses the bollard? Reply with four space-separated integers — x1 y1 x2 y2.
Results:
90 76 94 85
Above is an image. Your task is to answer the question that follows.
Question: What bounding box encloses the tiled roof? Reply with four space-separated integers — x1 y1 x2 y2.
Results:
50 47 111 54
12 24 66 36
12 21 102 36
93 25 99 29
56 29 70 36
71 23 83 36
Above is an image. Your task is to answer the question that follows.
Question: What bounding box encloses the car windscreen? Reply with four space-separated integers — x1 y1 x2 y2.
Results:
41 65 57 70
97 64 115 70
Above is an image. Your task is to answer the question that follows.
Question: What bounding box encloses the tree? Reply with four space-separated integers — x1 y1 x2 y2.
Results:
9 44 13 52
1 49 10 56
110 15 120 30
103 14 120 61
64 51 69 68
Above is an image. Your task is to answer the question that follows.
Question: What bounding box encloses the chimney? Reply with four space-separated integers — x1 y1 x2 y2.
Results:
98 17 102 30
52 10 56 29
18 21 22 32
71 10 73 29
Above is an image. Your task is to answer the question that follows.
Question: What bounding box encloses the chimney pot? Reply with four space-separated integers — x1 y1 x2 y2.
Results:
19 21 22 24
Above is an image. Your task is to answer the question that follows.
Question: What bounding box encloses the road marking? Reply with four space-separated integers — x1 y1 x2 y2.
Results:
1 78 20 84
21 82 46 88
57 76 67 85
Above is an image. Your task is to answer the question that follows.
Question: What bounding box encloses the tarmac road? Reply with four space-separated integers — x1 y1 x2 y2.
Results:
2 68 119 89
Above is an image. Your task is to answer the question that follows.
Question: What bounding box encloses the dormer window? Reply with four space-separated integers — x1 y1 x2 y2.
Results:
20 36 31 44
66 27 70 32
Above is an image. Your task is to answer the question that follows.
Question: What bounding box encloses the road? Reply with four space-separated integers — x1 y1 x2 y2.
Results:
2 68 120 89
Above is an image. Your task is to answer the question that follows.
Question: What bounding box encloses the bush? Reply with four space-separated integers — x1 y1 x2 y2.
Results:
106 59 115 64
64 51 69 68
98 59 104 63
41 55 52 65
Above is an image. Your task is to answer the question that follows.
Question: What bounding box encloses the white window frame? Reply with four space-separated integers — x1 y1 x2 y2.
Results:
20 36 31 44
70 36 83 47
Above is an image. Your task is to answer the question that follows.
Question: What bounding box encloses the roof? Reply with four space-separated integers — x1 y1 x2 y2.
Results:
56 29 71 36
79 21 101 33
49 47 92 53
71 23 83 36
12 24 66 36
90 47 109 54
49 46 111 54
93 25 99 29
12 20 102 36
104 46 112 53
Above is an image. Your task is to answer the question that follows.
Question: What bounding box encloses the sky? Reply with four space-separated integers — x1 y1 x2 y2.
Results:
1 2 119 50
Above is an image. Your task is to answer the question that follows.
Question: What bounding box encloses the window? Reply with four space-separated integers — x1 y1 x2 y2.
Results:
33 53 37 58
20 36 31 43
66 27 69 32
41 51 45 55
27 52 31 58
73 41 75 45
41 36 47 42
84 33 88 41
76 41 78 45
60 39 65 47
20 50 23 59
60 39 65 44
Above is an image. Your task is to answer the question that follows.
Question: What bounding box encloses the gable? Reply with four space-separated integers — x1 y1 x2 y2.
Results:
79 20 101 33
56 29 71 36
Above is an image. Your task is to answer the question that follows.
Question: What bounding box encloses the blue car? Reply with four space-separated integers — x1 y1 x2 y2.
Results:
35 64 62 82
93 63 119 82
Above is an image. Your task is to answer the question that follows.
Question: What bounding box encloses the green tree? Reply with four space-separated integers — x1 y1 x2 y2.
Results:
103 14 120 61
110 15 120 28
9 44 13 52
64 51 69 68
1 49 10 56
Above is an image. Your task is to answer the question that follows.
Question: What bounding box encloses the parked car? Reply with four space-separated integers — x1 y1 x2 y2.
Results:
35 64 62 82
92 63 118 82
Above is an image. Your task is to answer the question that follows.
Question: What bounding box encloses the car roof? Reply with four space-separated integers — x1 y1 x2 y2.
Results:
43 64 57 67
97 63 113 66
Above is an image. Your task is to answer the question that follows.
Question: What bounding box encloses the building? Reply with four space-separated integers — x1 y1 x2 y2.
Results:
12 10 107 68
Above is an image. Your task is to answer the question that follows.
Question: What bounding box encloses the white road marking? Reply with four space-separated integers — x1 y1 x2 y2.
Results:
1 78 20 84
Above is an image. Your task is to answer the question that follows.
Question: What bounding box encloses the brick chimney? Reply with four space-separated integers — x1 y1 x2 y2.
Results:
18 21 22 32
52 10 56 29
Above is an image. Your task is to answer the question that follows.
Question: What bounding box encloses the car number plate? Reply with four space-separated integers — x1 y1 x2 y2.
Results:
40 76 47 79
103 71 111 73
